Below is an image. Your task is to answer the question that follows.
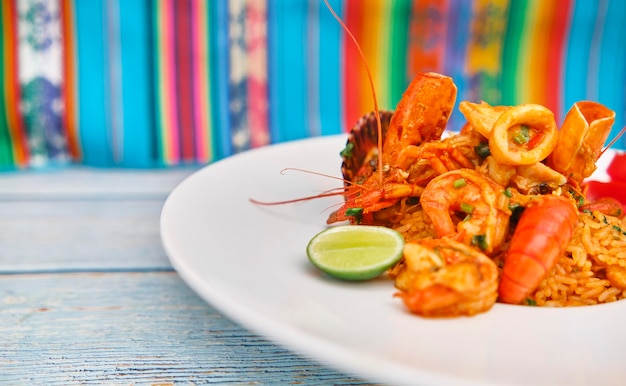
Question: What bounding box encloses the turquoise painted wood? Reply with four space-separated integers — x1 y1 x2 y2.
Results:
0 168 373 385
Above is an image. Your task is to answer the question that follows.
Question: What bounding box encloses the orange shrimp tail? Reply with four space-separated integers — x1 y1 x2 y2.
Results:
498 195 578 304
394 285 461 317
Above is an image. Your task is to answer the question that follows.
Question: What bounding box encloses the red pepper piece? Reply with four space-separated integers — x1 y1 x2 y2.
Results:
585 180 626 207
607 153 626 183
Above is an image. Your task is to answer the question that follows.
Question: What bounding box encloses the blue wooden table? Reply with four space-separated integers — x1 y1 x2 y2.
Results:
0 167 374 384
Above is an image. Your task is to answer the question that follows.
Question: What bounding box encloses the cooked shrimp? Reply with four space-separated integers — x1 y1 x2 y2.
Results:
393 238 499 317
420 169 511 254
498 194 579 304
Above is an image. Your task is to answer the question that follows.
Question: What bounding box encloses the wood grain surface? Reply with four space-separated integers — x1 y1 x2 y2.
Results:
0 168 374 385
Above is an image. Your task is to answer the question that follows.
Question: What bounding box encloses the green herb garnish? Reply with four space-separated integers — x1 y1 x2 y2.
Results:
460 203 474 214
345 207 364 224
504 187 512 198
340 142 354 158
453 178 467 189
345 207 363 216
474 142 491 158
513 125 530 145
472 234 488 250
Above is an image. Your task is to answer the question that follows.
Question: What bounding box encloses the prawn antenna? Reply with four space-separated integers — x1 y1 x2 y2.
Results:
323 0 383 186
600 126 626 158
280 167 352 185
249 187 348 206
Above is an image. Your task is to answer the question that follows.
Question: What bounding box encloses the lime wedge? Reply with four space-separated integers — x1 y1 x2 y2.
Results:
306 225 405 281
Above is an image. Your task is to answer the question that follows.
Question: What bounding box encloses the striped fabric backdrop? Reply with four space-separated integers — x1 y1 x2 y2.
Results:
0 0 624 169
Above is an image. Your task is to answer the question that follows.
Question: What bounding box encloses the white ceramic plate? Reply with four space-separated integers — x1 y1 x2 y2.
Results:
161 135 626 386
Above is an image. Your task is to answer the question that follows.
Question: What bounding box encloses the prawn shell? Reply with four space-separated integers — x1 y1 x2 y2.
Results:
384 72 457 166
498 195 578 304
340 110 393 184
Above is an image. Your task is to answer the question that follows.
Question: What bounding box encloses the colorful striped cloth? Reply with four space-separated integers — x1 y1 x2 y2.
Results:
0 0 624 169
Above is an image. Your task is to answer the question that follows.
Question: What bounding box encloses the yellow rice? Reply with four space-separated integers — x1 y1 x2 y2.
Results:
533 210 626 307
390 206 626 307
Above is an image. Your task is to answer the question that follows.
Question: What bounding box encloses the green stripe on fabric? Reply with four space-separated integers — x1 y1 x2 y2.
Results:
152 0 165 164
501 0 527 105
388 0 411 108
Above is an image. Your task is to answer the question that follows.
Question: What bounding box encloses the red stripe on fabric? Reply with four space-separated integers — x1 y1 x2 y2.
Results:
408 0 448 75
5 0 28 165
59 0 80 160
175 0 195 161
546 0 572 123
342 0 364 132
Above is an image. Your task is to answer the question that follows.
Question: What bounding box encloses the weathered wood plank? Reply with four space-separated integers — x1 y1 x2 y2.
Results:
0 200 170 272
0 272 372 385
0 167 196 199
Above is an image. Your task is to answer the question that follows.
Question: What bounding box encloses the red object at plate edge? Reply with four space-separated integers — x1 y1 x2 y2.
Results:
607 152 626 183
585 151 626 206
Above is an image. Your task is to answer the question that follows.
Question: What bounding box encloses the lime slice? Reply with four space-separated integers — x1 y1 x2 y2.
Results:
306 225 405 281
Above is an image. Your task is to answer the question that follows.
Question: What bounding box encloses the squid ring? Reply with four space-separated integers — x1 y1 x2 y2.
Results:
489 104 558 165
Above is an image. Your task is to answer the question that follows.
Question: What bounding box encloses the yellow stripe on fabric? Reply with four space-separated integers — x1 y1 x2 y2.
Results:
359 0 382 115
526 0 555 105
465 0 510 103
465 0 509 74
155 0 176 164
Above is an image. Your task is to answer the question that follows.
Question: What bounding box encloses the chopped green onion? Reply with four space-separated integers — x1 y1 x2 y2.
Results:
340 142 354 158
472 234 488 250
474 142 490 158
345 207 363 216
503 187 512 198
460 203 474 214
453 178 466 189
345 207 364 224
509 203 520 211
513 125 530 145
524 298 537 306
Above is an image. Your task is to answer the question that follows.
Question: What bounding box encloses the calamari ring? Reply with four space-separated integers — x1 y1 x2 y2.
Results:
489 104 558 166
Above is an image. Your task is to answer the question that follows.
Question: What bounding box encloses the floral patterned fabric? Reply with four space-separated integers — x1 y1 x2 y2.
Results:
0 0 624 169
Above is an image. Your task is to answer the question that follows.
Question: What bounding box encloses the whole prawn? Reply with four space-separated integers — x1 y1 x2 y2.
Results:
498 195 579 304
326 72 458 224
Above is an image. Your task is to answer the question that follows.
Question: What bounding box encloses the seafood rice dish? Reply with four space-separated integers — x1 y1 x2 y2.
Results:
329 72 626 317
